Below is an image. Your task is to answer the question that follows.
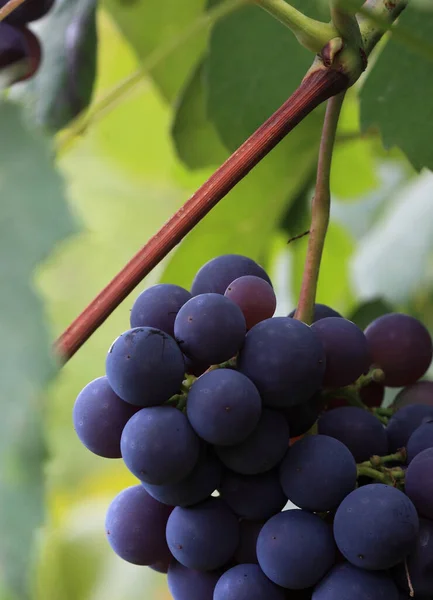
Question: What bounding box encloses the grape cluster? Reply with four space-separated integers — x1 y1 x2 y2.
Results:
73 253 433 600
0 0 55 85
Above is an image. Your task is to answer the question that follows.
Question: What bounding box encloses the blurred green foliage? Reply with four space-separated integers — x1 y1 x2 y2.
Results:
2 1 433 599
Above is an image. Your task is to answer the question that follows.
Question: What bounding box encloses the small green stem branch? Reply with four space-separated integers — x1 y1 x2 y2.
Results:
294 91 345 324
357 465 388 483
357 0 409 56
254 0 338 52
330 0 363 48
373 406 395 418
360 449 406 468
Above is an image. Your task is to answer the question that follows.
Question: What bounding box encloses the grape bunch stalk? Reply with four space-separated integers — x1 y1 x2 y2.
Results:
72 253 433 600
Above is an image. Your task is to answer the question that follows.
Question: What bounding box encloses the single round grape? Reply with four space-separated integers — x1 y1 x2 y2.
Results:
405 447 433 520
174 294 246 365
364 313 432 387
238 317 326 408
311 318 371 388
280 391 323 437
214 564 286 600
72 376 138 458
130 284 191 337
165 497 239 571
333 484 419 570
386 404 433 452
0 23 41 83
407 421 433 462
393 381 433 409
142 447 222 507
191 254 271 296
224 275 276 329
121 406 200 485
317 406 388 461
233 520 264 565
312 562 399 600
1 0 54 25
105 485 173 565
219 469 287 520
393 518 433 597
106 327 185 407
215 409 290 475
257 510 335 589
288 303 342 322
168 560 221 600
186 369 262 446
279 435 357 512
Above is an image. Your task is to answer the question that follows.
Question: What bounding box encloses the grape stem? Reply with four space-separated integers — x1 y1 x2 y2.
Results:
294 91 346 325
0 0 26 21
356 465 389 483
359 449 406 468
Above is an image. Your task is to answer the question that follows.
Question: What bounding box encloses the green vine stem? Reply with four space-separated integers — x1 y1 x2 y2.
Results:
254 0 338 53
359 449 406 468
294 91 346 325
357 465 389 483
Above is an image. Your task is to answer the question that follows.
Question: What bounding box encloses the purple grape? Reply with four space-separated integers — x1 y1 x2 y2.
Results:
174 294 246 365
214 564 286 600
364 313 432 387
407 421 433 462
105 485 173 565
288 303 342 321
168 560 221 600
191 254 271 296
333 484 419 570
386 404 433 452
312 562 399 600
130 284 191 337
0 22 41 83
393 381 433 409
360 381 384 407
280 391 323 437
311 318 371 388
215 409 290 475
238 317 326 408
186 369 262 446
72 376 138 458
165 497 239 571
224 275 276 329
392 518 433 597
121 406 200 485
106 327 185 407
279 435 357 512
148 545 173 573
233 520 264 564
405 447 433 520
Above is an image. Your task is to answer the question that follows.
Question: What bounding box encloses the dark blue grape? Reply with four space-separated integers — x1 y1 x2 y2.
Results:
386 404 433 452
165 497 239 571
393 381 433 409
216 409 290 475
0 22 41 83
279 435 357 512
238 317 326 408
174 294 246 364
168 560 221 600
224 275 276 329
106 327 185 407
191 254 271 296
142 447 222 507
130 284 191 337
186 369 262 446
333 484 419 570
214 564 286 600
317 406 388 461
72 376 138 458
121 406 200 485
234 520 264 564
288 303 342 321
1 0 54 24
405 448 433 520
219 469 287 520
393 518 433 597
311 318 371 388
407 421 433 462
364 313 432 387
312 562 399 600
280 392 323 437
257 509 335 589
105 485 173 565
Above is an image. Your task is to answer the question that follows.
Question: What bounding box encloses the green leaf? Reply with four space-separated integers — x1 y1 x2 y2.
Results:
360 5 433 171
0 102 76 597
348 298 395 330
172 61 228 169
102 0 208 102
15 0 97 132
206 0 326 150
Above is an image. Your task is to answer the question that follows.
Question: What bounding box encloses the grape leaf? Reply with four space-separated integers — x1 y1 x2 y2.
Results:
0 102 76 597
15 0 97 132
360 4 433 171
206 0 327 150
348 299 395 330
